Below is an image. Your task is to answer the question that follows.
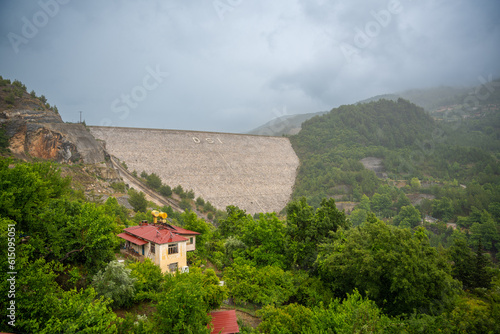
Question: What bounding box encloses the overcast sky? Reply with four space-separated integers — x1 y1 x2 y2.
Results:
1 0 499 133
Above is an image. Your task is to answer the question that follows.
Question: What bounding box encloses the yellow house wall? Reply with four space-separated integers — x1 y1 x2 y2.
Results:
158 241 187 273
181 235 196 252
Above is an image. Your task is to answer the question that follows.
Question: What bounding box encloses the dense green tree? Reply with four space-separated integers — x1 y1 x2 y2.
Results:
395 193 411 210
224 258 295 306
432 197 454 221
317 214 460 316
286 197 349 270
218 206 253 238
358 194 371 211
183 211 215 257
471 240 494 290
38 288 120 334
0 159 70 232
393 205 421 228
128 188 148 213
159 184 172 197
371 193 393 217
0 252 119 333
349 208 368 227
179 198 192 211
258 290 394 334
448 238 475 289
240 213 287 268
173 185 184 196
146 172 162 190
101 196 129 225
128 258 164 301
154 268 226 334
469 214 500 251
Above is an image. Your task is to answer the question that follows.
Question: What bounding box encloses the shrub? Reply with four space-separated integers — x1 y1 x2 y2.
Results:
110 182 126 193
146 173 162 190
159 185 172 197
92 261 136 308
179 198 192 211
128 189 148 213
173 185 184 196
5 92 15 105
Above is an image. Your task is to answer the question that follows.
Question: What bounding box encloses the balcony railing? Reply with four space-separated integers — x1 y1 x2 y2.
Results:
120 248 145 262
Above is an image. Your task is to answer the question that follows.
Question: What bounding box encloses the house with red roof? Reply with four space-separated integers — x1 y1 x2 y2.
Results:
118 220 200 273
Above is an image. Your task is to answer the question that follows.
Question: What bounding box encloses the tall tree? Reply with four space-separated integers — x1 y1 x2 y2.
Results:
286 197 349 270
317 214 460 316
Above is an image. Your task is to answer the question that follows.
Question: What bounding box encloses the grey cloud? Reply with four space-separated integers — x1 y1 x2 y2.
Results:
0 0 499 133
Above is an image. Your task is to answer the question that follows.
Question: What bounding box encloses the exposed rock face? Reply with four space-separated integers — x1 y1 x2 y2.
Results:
1 109 106 164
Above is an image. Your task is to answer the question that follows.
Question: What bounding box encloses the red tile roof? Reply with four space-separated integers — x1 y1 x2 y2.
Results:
117 232 148 245
120 223 198 245
168 225 201 236
209 310 239 334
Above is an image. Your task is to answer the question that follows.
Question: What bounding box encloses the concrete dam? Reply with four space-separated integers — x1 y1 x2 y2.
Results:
89 126 299 214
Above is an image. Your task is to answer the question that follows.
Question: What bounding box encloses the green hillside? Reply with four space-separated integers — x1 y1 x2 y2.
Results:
290 99 436 203
290 98 500 208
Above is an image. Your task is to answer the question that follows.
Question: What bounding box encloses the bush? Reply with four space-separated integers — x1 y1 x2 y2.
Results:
196 197 205 207
110 182 126 193
179 198 192 211
5 92 15 105
128 189 148 213
92 261 136 308
186 189 195 199
146 173 162 190
159 185 172 197
173 185 184 196
0 126 10 152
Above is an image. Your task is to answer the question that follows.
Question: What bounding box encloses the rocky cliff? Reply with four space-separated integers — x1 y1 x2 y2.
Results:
0 81 106 164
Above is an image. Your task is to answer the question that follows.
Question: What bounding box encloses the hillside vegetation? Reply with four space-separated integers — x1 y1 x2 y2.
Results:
291 99 437 203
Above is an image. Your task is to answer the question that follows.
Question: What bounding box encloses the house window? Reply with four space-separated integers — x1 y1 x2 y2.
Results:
168 243 178 255
150 243 155 254
169 262 178 273
189 237 193 245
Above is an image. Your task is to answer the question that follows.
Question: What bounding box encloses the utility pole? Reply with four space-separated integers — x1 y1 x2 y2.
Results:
79 111 82 124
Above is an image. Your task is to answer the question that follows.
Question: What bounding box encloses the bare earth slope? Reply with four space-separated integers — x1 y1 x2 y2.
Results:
89 126 299 214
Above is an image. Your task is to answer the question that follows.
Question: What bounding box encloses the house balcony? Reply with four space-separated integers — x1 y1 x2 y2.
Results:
120 248 145 262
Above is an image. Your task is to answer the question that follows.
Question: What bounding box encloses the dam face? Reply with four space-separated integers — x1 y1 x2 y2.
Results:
89 126 299 214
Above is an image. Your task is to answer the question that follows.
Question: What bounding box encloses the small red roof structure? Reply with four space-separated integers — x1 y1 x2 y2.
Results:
121 223 199 245
117 232 148 245
209 310 239 334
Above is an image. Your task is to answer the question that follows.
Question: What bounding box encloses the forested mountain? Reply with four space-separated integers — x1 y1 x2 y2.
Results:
290 98 436 203
290 97 500 204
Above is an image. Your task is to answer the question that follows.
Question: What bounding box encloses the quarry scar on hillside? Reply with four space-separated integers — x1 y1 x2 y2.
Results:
89 126 300 214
